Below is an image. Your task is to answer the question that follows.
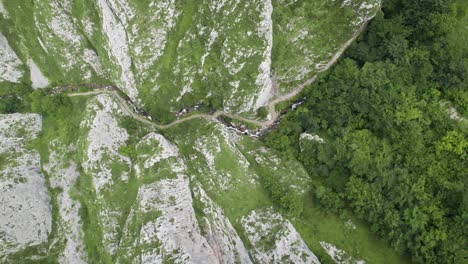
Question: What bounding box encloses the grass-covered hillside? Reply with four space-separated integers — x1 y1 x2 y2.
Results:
1 0 380 122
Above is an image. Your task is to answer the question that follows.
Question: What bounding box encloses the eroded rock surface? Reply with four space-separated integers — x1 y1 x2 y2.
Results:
79 94 132 255
44 145 87 264
0 33 23 83
0 114 51 259
119 131 218 263
193 183 252 264
320 241 365 264
241 208 320 264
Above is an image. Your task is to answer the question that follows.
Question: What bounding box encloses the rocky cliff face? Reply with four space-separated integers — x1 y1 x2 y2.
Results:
0 114 51 259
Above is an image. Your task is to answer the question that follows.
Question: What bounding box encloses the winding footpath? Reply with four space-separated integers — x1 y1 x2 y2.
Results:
67 20 371 132
69 89 253 130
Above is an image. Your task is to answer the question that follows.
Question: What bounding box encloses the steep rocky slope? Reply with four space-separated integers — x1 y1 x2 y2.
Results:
0 95 318 263
0 114 51 259
0 0 380 119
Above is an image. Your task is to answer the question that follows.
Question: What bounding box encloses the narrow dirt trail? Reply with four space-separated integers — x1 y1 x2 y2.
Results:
69 90 266 129
70 90 218 129
262 19 371 126
67 20 371 131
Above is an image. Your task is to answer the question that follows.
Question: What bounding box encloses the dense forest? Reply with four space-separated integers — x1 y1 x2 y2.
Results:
264 0 467 263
